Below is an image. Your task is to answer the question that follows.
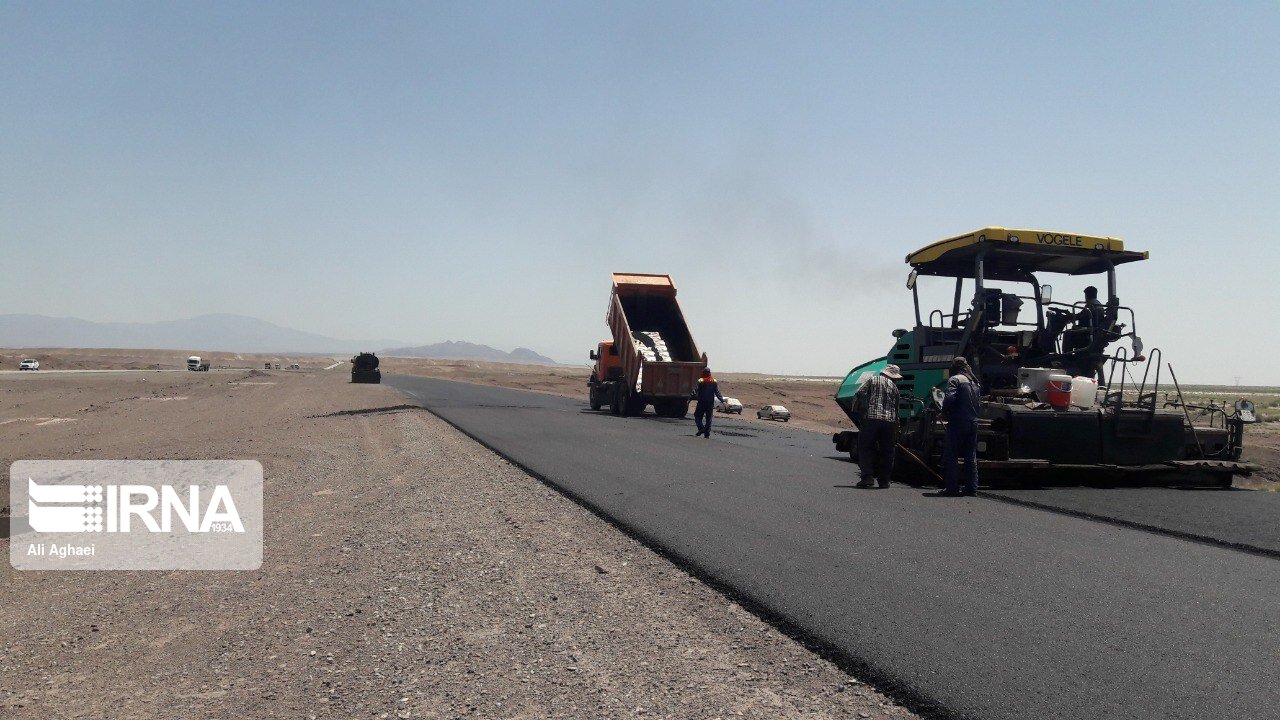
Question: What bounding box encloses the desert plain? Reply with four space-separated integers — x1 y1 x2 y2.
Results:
0 349 922 719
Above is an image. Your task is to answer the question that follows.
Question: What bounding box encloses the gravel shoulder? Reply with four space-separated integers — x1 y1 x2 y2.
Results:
0 370 915 719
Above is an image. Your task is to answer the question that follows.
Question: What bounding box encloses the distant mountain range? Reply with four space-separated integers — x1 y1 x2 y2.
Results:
0 313 560 364
0 313 386 354
382 340 558 366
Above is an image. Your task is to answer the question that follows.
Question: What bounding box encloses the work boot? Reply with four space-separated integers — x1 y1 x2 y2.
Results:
877 481 891 489
855 479 876 489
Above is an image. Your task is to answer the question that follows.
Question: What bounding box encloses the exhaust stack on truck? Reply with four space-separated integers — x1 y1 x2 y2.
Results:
588 273 707 418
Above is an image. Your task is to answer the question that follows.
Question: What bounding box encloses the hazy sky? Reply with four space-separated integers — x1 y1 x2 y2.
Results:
3 2 1277 382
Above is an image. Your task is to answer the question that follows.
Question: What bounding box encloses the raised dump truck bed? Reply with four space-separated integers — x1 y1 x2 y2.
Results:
589 273 707 417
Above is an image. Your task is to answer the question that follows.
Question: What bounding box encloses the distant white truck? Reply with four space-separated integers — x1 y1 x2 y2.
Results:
187 356 210 371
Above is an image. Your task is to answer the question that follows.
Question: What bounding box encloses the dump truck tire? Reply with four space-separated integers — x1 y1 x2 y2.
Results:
623 393 646 417
656 400 689 418
590 389 603 411
610 385 623 415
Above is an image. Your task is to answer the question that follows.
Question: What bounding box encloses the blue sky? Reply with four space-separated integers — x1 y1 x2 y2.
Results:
2 1 1277 382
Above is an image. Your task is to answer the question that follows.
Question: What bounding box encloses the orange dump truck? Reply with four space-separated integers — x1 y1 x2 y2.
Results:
588 273 708 418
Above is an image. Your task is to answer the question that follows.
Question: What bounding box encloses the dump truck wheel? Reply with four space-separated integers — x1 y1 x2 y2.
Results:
654 400 687 418
589 387 603 411
610 386 623 415
623 393 646 417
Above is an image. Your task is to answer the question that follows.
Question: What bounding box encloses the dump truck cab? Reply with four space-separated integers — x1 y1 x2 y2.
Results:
834 227 1256 485
587 341 624 411
590 341 623 384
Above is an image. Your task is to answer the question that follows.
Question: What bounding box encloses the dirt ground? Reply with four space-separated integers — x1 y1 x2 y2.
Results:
1237 423 1280 490
0 367 915 719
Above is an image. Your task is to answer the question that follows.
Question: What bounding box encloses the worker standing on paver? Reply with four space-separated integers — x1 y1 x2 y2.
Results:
940 357 982 496
1076 286 1109 379
852 364 902 488
1076 286 1104 327
692 367 725 438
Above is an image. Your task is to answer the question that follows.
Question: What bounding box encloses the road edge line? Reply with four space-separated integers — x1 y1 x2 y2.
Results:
977 491 1280 561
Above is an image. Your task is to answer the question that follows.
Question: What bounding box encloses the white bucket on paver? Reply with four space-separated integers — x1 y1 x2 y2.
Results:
1071 376 1098 408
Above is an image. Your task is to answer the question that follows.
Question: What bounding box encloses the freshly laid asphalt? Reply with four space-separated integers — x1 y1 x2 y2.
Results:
983 485 1280 556
387 375 1280 720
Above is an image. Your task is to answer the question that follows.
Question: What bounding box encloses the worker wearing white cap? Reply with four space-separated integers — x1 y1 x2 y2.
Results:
852 364 902 488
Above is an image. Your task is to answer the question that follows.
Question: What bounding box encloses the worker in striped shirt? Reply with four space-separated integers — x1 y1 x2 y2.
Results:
852 364 902 488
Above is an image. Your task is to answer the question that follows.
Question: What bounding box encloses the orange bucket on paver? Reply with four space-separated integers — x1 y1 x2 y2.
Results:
1047 374 1073 409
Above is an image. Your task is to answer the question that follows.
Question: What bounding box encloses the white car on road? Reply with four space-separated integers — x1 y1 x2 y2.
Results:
757 405 791 422
716 397 743 414
19 359 40 371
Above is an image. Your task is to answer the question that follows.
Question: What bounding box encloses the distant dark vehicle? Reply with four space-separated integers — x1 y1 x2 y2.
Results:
351 352 381 384
264 362 272 370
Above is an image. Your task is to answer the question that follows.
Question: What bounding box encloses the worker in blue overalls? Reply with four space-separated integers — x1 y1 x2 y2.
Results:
693 367 726 438
940 357 982 496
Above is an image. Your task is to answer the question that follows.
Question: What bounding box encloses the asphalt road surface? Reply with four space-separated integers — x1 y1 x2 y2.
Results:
387 375 1280 720
983 485 1280 556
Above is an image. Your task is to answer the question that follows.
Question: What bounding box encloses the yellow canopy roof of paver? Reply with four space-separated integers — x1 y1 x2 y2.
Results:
907 227 1149 278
